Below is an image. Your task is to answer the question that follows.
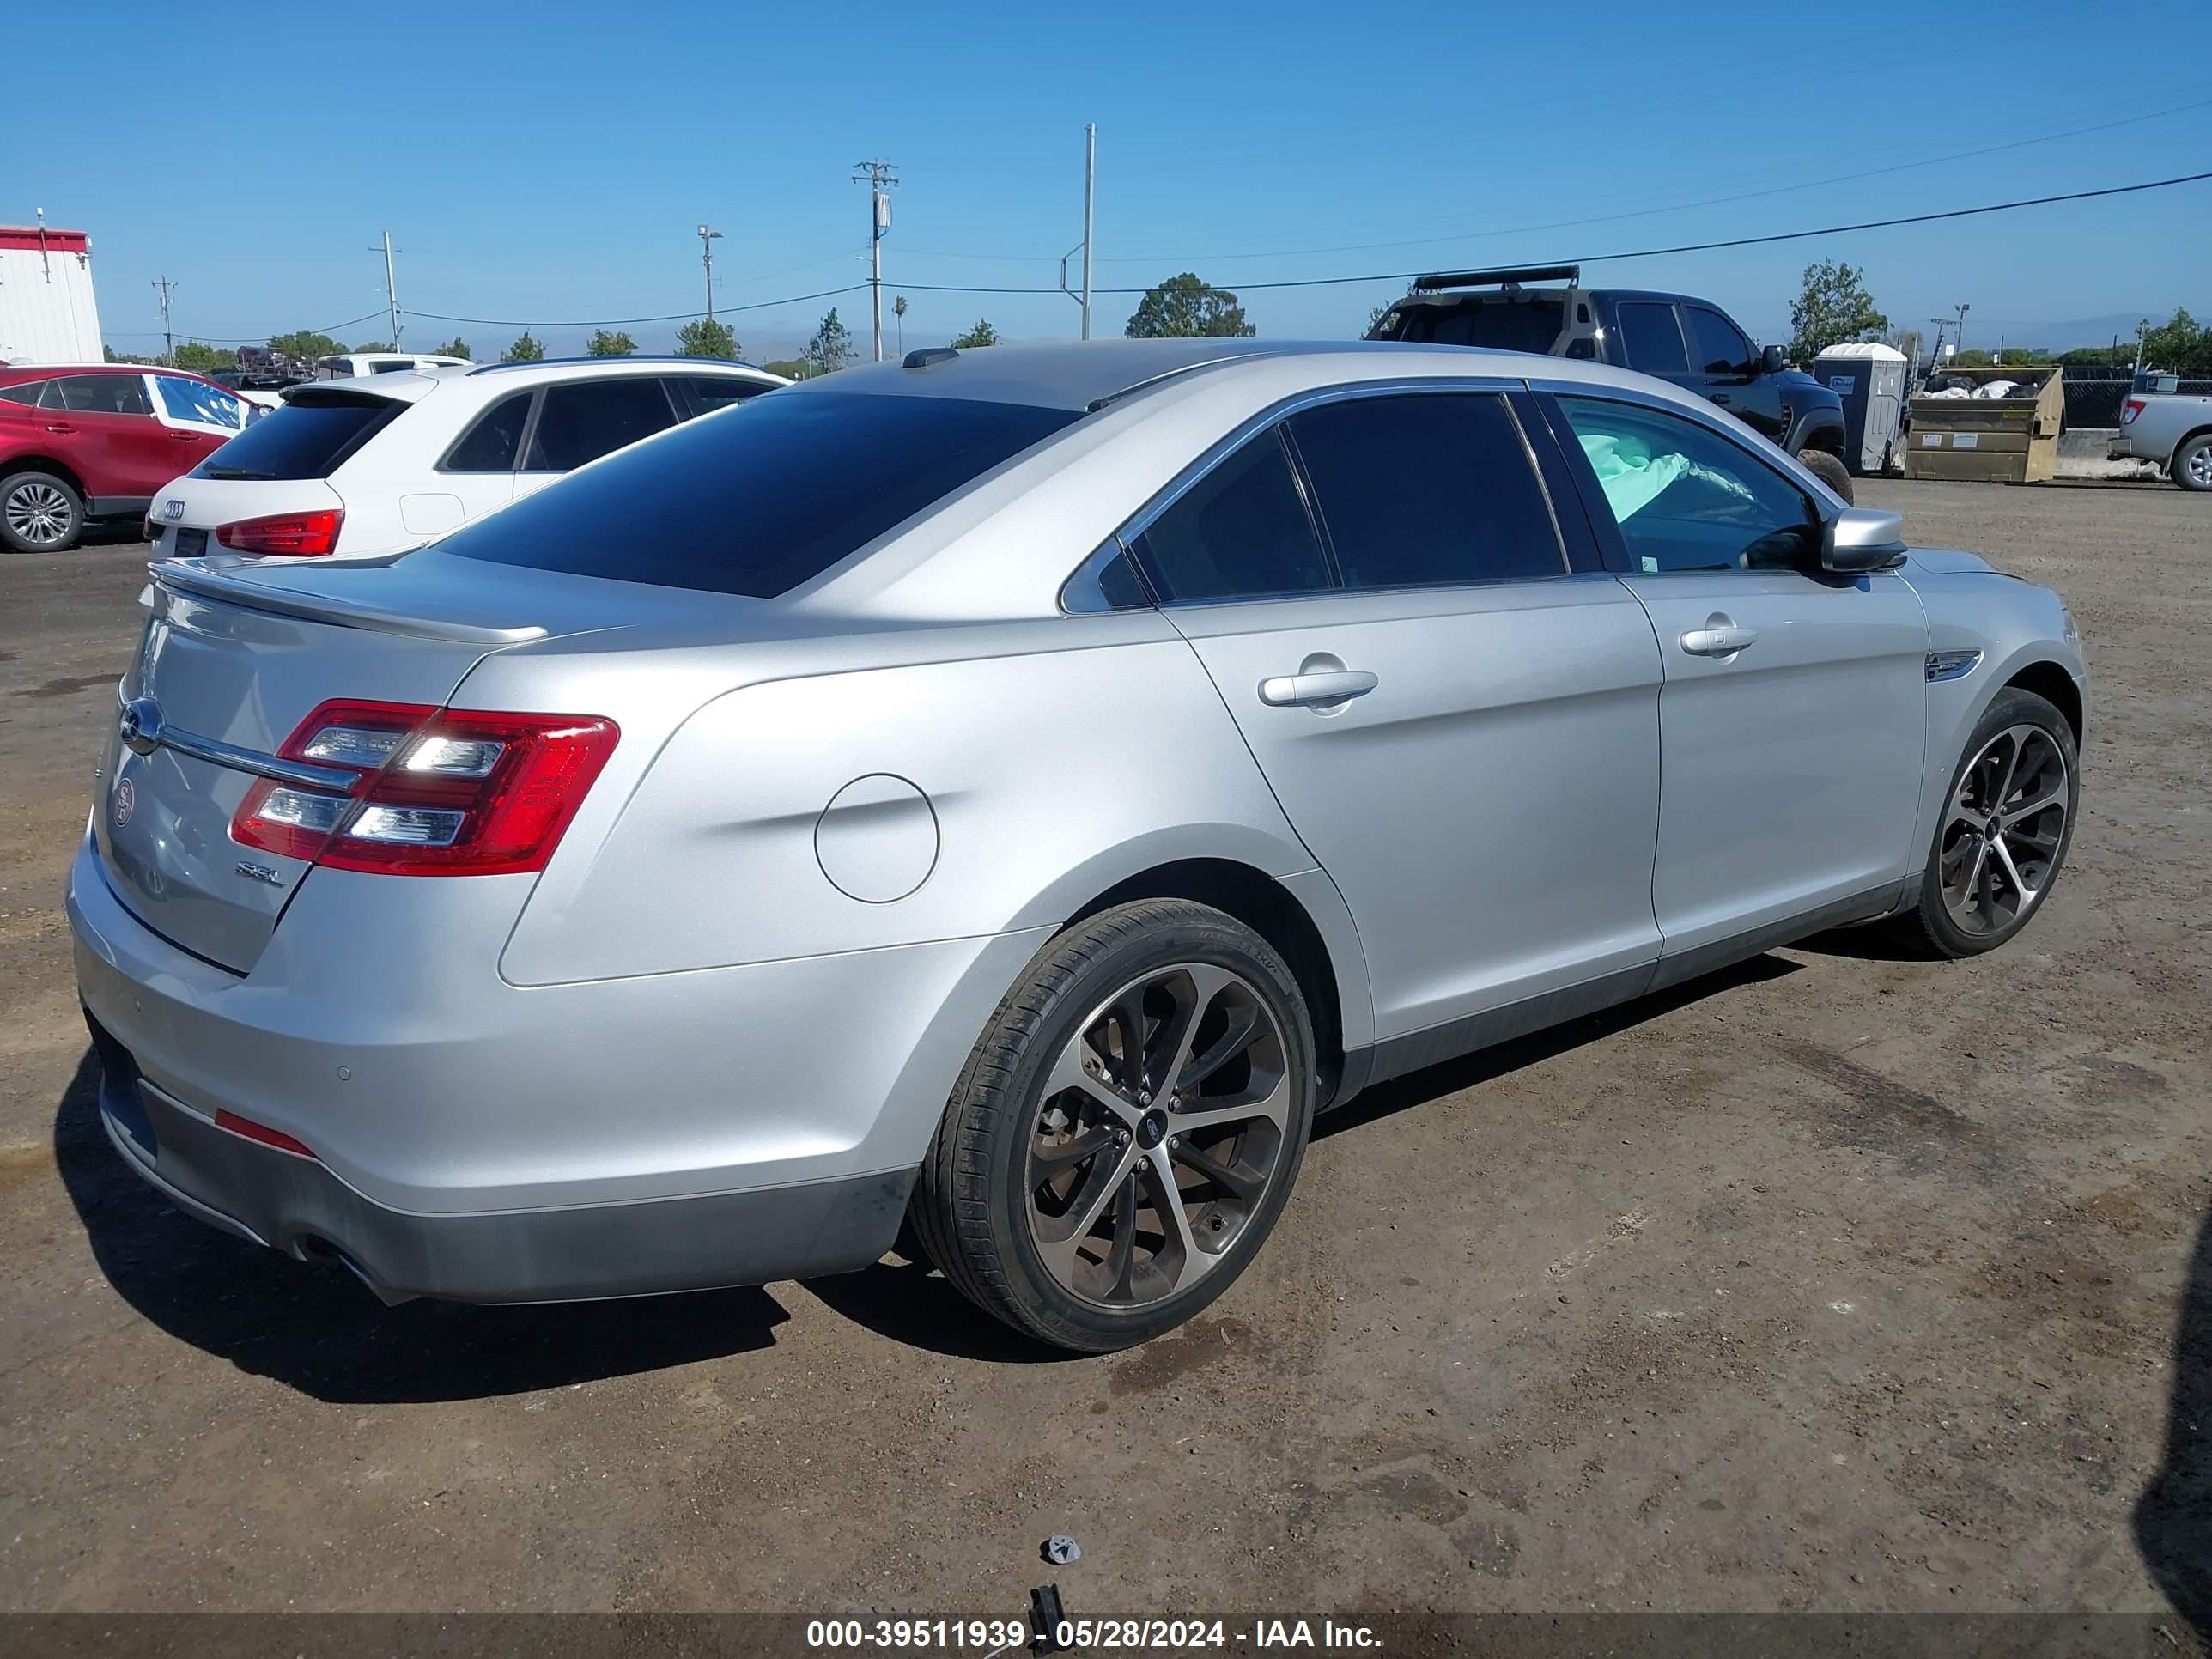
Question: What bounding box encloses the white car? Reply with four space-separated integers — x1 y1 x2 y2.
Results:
148 357 787 562
313 352 471 379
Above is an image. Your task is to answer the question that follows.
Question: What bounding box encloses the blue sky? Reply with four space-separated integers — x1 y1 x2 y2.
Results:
11 0 2209 361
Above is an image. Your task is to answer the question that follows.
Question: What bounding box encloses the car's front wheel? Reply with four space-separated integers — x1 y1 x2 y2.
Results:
1891 687 2078 958
0 470 84 554
914 900 1316 1352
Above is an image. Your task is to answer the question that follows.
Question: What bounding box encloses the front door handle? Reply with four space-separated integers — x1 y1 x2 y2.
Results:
44 422 76 434
1258 668 1378 707
1710 392 1731 405
1680 616 1759 658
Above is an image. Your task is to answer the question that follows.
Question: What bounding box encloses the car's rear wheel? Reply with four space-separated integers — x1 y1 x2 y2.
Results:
1890 687 2077 958
0 471 84 554
1796 447 1856 504
914 900 1316 1352
2172 434 2212 492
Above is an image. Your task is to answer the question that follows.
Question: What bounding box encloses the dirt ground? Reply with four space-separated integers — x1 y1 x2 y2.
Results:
1 482 2207 1629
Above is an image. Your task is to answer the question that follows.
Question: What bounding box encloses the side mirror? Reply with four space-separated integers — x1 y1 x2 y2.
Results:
1821 506 1908 573
1760 343 1789 374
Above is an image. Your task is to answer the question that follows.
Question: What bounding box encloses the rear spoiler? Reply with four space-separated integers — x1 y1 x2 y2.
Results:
152 560 547 646
1408 264 1582 294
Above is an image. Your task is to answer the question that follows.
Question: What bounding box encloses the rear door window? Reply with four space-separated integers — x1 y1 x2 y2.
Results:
1134 430 1333 602
444 392 1079 598
522 378 678 471
684 374 769 415
442 392 533 472
187 391 404 480
1615 303 1689 375
56 374 153 416
1684 307 1753 374
1286 393 1564 588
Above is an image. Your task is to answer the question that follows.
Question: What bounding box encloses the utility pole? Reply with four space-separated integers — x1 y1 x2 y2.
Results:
1059 125 1098 339
853 160 899 362
371 231 403 348
151 276 177 362
697 224 724 320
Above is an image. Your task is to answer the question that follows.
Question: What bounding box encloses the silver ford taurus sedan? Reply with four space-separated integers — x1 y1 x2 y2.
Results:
70 339 2086 1351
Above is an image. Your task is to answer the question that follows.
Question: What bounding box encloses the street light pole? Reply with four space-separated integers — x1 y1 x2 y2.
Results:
697 225 724 322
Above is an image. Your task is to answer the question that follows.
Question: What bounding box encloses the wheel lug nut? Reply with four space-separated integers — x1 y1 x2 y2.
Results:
1138 1091 1152 1106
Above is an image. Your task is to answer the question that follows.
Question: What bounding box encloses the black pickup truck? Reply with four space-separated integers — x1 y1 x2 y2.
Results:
1366 264 1855 500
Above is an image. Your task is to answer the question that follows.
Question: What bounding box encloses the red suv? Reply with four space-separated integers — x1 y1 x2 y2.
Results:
1 365 256 553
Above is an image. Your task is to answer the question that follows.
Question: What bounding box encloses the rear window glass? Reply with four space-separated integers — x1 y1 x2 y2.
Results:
188 392 402 481
444 392 1079 598
1395 299 1564 354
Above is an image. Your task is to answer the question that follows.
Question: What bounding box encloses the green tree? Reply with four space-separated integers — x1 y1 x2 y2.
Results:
1787 260 1888 366
673 318 741 359
586 329 638 357
267 330 346 363
1125 273 1256 339
501 331 546 362
2057 344 2129 368
805 308 854 374
2140 307 2212 375
432 337 471 360
353 341 393 353
172 340 235 373
950 317 1000 349
763 358 813 380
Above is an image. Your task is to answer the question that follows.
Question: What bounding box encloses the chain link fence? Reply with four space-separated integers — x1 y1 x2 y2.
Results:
2057 366 2212 428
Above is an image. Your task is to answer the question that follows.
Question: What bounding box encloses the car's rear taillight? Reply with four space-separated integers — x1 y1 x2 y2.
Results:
216 507 343 556
2121 398 2145 424
230 699 618 876
142 514 157 543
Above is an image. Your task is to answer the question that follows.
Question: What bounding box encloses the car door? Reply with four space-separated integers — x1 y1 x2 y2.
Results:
1607 300 1694 392
1139 386 1666 1052
45 374 182 501
1542 390 1927 973
1680 306 1781 444
511 375 680 501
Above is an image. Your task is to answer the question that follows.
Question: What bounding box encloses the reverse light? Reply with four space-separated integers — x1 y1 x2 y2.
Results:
230 700 618 876
2121 398 2145 425
216 507 343 556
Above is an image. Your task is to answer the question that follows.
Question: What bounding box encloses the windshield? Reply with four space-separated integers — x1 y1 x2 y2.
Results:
443 392 1081 598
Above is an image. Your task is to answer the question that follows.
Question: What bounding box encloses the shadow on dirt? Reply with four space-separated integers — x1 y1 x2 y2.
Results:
52 1048 788 1404
59 954 1804 1384
2135 1204 2211 1643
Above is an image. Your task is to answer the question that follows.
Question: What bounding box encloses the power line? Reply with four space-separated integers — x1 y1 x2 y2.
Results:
404 283 869 329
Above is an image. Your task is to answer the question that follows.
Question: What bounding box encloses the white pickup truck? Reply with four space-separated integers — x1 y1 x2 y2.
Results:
2111 385 2212 491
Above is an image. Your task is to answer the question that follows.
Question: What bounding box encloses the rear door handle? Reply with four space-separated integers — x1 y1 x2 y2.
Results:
44 422 76 434
1258 669 1378 707
1680 617 1759 658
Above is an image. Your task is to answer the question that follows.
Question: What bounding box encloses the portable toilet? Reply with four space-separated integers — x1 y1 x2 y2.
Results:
1813 342 1908 475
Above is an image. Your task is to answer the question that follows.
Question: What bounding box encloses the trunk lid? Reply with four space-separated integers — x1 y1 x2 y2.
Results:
94 559 564 974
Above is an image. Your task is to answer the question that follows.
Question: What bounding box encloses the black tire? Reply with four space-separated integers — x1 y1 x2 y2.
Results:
913 899 1316 1352
0 470 84 554
1887 687 2078 959
1796 447 1856 504
2171 433 2212 493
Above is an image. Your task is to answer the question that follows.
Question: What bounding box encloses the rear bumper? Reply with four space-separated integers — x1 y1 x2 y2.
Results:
88 1014 912 1303
2106 433 2154 462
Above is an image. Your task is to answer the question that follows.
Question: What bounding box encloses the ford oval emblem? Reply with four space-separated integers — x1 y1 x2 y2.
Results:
112 775 135 828
118 697 163 757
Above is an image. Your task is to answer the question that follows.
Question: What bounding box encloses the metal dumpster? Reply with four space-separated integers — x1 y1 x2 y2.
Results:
1905 365 2064 483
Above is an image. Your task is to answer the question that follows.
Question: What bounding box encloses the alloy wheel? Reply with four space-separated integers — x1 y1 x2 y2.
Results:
1025 962 1291 1310
1938 723 2069 936
2189 444 2212 489
4 481 73 550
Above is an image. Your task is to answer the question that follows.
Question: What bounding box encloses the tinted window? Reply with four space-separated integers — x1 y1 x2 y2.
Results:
686 375 768 414
1287 395 1562 588
523 378 677 471
1685 307 1753 374
57 374 152 416
153 376 247 429
1615 303 1688 374
1557 396 1818 574
443 392 532 472
1135 431 1330 602
445 392 1078 599
369 359 415 374
1401 298 1563 354
0 380 46 406
188 392 402 481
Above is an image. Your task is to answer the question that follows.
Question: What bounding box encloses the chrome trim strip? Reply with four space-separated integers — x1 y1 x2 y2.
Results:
160 726 361 792
1926 648 1984 683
